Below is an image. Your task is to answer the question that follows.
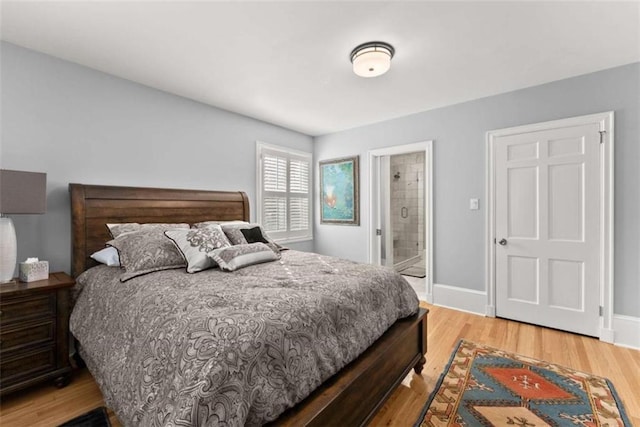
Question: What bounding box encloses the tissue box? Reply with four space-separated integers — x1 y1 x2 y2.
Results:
19 261 49 282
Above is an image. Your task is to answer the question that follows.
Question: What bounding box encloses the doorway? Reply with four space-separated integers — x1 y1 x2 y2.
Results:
369 141 433 301
486 112 614 338
387 152 425 275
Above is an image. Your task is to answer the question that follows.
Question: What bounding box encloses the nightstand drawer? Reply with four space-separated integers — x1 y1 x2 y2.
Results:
0 320 55 353
0 293 55 326
0 272 75 396
0 345 56 387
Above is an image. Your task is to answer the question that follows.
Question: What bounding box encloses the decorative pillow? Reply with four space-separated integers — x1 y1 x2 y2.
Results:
107 228 186 282
239 226 285 253
221 223 285 253
209 243 280 272
106 223 140 238
165 225 232 273
107 222 189 238
90 247 121 267
220 223 273 244
240 226 269 244
192 220 248 229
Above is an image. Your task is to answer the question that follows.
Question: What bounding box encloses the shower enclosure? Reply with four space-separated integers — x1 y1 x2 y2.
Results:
370 141 432 299
381 151 426 277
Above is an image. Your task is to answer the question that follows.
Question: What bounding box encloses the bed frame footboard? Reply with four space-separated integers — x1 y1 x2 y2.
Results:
273 308 428 426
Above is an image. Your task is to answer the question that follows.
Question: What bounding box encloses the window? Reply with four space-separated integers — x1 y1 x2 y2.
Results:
257 141 312 243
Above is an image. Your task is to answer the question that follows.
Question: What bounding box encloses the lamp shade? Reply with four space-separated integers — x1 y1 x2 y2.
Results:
0 169 47 214
350 41 395 78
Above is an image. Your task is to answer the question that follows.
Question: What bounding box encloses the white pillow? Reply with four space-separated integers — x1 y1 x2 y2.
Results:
164 225 232 273
90 247 121 267
209 242 280 272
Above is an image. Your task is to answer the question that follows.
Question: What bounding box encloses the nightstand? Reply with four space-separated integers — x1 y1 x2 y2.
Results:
0 272 75 396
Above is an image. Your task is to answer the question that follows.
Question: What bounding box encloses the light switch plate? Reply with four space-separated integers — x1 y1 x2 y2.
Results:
470 198 479 210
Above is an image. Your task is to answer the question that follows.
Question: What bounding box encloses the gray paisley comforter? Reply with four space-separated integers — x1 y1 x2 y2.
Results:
70 250 419 426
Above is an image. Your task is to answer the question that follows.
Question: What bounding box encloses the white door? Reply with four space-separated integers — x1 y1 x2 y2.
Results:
372 154 406 267
494 122 601 336
381 156 394 267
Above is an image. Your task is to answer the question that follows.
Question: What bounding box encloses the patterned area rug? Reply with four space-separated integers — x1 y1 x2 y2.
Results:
415 340 631 426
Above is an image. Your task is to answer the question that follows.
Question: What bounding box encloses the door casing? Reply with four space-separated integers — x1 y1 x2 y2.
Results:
486 112 614 341
368 140 434 301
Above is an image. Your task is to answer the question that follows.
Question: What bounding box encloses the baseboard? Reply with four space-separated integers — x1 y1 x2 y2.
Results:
432 283 486 316
430 285 638 348
485 305 496 317
425 293 433 304
612 314 640 349
414 290 429 302
599 328 615 344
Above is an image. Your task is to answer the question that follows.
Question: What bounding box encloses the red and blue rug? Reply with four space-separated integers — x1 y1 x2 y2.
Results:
415 340 631 426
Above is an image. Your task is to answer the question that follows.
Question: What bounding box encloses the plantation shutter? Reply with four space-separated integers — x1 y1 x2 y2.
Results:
262 154 288 233
257 142 312 242
289 159 309 232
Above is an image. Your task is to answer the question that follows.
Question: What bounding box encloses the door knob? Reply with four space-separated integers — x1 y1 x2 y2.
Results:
498 238 507 246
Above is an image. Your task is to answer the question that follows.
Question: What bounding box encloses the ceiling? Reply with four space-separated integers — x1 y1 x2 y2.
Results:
1 1 639 136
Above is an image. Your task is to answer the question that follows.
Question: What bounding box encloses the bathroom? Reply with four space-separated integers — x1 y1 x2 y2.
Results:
386 151 426 278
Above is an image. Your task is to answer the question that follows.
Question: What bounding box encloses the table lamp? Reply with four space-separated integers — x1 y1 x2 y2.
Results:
0 169 47 283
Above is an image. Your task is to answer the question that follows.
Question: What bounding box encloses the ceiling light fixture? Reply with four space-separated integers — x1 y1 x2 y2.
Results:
350 41 395 78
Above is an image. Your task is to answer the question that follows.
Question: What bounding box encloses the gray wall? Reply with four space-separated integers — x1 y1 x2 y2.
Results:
0 42 314 276
2 41 637 317
314 62 639 317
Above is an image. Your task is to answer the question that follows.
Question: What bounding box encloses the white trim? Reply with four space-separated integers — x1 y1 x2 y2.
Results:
485 112 615 342
381 156 393 266
277 236 313 245
600 114 615 337
485 112 614 137
367 141 434 301
599 327 615 344
485 126 496 314
612 315 640 350
257 140 312 159
373 155 382 265
432 283 487 316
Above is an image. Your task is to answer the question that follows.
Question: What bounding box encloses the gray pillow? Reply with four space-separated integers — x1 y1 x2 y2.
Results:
191 220 248 229
220 223 284 253
107 222 189 238
209 243 280 272
165 225 232 273
107 227 186 282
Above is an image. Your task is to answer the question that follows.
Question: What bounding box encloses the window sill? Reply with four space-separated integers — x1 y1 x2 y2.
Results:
275 236 313 245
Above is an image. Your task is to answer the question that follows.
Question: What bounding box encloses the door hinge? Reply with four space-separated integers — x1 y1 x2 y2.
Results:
376 229 382 236
599 130 606 144
599 306 603 316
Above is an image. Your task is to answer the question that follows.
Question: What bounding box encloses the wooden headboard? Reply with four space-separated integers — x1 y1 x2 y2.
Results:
69 184 250 277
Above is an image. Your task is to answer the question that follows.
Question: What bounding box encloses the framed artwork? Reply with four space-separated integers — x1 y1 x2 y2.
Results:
319 156 360 225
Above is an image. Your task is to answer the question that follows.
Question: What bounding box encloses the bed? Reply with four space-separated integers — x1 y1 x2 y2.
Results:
69 183 428 426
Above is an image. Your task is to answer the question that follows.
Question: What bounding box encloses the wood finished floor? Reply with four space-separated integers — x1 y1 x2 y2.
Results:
1 303 638 426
